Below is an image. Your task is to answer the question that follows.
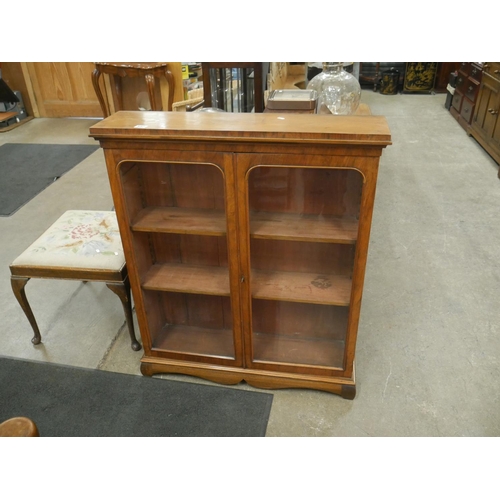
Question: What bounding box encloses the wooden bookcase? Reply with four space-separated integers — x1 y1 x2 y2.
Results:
90 111 391 398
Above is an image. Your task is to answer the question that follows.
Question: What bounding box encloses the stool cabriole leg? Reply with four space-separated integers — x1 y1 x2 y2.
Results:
106 280 141 351
10 276 42 345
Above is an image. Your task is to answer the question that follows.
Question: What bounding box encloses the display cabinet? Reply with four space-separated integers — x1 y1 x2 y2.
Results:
469 62 500 174
90 111 391 398
450 62 483 131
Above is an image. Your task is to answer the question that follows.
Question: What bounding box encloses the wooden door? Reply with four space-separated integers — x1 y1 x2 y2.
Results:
472 72 500 148
108 149 244 368
236 152 369 379
23 62 102 117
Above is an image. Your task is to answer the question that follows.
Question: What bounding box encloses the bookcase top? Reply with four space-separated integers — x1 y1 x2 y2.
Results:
90 111 392 146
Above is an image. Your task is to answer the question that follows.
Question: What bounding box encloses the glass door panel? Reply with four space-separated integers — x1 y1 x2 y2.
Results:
119 159 236 361
247 166 363 370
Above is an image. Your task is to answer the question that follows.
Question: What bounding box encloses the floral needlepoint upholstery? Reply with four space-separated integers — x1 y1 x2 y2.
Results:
12 210 125 271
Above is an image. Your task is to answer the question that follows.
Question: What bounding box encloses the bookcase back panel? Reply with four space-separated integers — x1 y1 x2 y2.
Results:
145 290 235 360
252 299 348 341
251 298 346 369
159 292 233 330
248 167 363 217
120 161 226 216
151 233 229 268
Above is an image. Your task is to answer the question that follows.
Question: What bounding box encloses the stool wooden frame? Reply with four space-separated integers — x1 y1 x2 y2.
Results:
10 261 141 351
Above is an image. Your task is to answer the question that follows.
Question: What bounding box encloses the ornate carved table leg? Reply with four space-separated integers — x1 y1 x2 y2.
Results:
11 276 42 345
92 68 109 118
112 74 124 111
164 69 175 111
145 73 158 111
106 279 141 351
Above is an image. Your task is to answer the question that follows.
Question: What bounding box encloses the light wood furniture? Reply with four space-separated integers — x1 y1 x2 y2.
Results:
268 63 307 90
172 88 204 112
0 417 39 437
10 210 141 351
0 111 18 122
92 63 177 117
90 111 391 398
0 115 33 133
469 62 500 175
264 63 307 108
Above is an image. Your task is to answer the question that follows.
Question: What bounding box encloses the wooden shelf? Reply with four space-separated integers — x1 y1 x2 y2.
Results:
142 263 230 296
153 324 234 359
141 262 351 305
253 332 345 368
252 269 351 306
132 207 226 235
131 206 357 244
250 211 358 243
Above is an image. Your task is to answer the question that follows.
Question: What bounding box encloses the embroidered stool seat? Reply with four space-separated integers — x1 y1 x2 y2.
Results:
10 210 141 351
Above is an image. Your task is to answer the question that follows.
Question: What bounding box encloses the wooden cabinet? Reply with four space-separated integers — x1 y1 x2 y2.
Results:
450 62 483 131
469 62 500 174
434 63 461 93
90 111 391 398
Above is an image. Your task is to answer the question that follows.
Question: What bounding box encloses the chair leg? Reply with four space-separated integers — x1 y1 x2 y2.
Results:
106 278 141 351
10 276 42 345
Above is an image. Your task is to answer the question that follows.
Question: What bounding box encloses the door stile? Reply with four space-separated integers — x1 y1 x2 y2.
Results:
343 156 381 377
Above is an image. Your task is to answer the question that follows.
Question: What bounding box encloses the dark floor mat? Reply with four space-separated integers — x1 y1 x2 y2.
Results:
0 356 273 437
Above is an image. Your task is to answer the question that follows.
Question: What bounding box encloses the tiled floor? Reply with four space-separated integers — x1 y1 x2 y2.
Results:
2 91 500 436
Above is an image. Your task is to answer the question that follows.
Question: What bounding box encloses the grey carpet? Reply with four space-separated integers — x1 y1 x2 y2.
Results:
0 143 99 216
0 356 273 437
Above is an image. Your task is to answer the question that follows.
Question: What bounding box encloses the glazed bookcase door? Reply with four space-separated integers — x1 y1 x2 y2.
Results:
237 154 365 377
116 152 242 366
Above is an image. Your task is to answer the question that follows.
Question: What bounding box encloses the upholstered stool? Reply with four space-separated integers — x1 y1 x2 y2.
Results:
0 417 40 437
10 210 141 351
